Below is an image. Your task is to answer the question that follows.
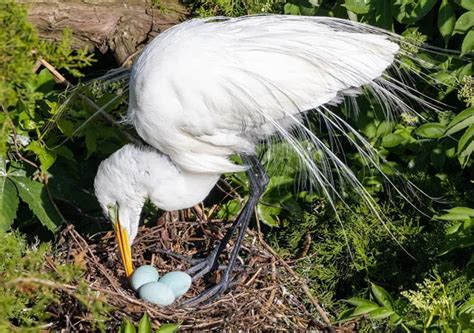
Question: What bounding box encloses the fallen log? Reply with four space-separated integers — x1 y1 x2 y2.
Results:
20 0 187 65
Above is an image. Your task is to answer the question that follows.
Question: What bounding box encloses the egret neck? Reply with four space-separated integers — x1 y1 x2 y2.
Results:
94 144 221 277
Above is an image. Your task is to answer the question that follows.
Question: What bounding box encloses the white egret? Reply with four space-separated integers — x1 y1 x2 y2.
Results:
94 15 443 304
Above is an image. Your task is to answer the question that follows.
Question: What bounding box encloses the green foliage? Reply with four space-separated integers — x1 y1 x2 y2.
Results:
0 231 110 331
0 2 129 234
190 0 284 16
118 313 180 333
0 0 472 330
435 206 474 256
341 280 473 332
204 5 473 329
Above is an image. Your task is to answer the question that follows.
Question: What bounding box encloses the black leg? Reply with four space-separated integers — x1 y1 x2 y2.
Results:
181 154 268 306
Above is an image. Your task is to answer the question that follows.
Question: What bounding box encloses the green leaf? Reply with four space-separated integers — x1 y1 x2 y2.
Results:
454 11 474 34
156 323 180 333
453 0 474 11
352 304 380 316
458 297 474 315
346 297 378 307
257 203 282 227
12 177 63 232
216 199 242 220
343 0 370 14
57 119 75 137
382 133 405 148
34 69 55 92
27 141 56 173
371 283 393 309
458 124 474 166
445 107 474 136
374 1 393 30
448 207 474 216
435 213 471 221
0 177 19 231
389 313 403 325
439 218 474 255
438 0 456 44
283 0 318 16
415 123 445 139
392 0 438 24
368 307 395 320
0 116 11 158
461 29 474 55
120 319 137 333
138 313 152 333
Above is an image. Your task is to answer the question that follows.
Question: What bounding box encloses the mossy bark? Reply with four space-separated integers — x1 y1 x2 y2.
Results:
19 0 187 65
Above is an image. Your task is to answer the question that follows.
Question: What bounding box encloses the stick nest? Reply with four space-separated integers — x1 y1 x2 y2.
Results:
46 215 351 331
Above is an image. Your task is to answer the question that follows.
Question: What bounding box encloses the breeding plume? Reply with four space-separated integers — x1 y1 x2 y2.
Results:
94 15 436 304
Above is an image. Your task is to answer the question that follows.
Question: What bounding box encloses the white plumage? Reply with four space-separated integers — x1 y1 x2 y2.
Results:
95 145 219 242
127 15 399 174
94 15 431 289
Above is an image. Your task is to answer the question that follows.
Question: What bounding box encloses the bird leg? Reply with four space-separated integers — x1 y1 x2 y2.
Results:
181 154 268 306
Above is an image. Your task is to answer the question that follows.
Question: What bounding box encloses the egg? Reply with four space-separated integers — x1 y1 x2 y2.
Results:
138 281 176 306
130 265 159 291
159 271 192 297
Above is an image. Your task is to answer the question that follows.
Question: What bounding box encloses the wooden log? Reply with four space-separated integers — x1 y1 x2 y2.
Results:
19 0 188 65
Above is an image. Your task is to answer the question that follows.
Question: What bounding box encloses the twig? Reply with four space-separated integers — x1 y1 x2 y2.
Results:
249 229 332 326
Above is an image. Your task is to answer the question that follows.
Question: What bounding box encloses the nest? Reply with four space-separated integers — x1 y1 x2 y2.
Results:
42 213 355 331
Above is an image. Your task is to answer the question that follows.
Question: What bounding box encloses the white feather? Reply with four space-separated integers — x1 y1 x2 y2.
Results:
128 15 399 174
93 15 447 250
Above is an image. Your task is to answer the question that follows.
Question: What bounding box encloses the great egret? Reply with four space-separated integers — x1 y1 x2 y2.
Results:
94 15 441 304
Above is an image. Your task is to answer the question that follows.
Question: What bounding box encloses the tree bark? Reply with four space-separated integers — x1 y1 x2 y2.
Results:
20 0 188 65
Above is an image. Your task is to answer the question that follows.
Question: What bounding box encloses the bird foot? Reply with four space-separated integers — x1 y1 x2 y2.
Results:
185 241 222 280
180 276 235 307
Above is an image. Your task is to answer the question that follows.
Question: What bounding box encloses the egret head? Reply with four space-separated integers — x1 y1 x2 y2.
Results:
95 144 221 277
94 144 149 277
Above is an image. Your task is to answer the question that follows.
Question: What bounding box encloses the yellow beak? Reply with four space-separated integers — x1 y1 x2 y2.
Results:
108 205 134 278
114 221 134 277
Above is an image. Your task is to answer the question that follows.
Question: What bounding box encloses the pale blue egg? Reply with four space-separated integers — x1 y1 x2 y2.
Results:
159 271 192 297
138 282 176 306
130 265 159 291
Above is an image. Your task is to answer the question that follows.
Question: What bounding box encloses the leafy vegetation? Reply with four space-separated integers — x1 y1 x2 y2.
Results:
0 0 473 331
118 313 180 333
0 231 110 331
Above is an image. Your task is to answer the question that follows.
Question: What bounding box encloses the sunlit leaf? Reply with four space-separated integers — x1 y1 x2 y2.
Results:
371 283 393 309
346 297 378 307
454 11 474 34
458 124 474 166
120 319 137 333
12 176 63 232
461 29 474 55
138 313 151 333
27 141 56 173
368 307 395 319
415 123 445 139
156 323 180 333
382 133 405 148
0 176 19 232
454 0 474 10
352 303 380 316
445 107 474 136
343 0 370 14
